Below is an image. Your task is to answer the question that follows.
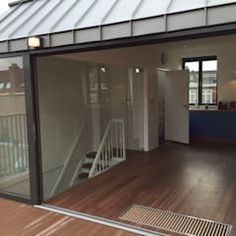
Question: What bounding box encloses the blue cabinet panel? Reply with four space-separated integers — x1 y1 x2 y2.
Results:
190 111 236 140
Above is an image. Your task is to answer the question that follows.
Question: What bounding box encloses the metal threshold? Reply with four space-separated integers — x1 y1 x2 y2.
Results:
35 204 166 236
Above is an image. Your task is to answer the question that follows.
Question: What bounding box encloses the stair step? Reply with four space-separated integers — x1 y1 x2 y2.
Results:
86 152 96 159
83 163 110 170
78 173 89 179
83 163 93 169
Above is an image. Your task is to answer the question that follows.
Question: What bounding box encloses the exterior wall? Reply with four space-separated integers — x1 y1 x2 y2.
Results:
0 67 25 115
0 95 25 114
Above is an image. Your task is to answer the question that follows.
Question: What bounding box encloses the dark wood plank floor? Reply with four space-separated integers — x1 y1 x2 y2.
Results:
49 142 236 235
0 198 139 236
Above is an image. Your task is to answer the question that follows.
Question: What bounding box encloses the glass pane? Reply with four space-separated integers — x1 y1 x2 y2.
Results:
0 57 30 198
37 57 128 201
185 61 199 104
202 60 217 104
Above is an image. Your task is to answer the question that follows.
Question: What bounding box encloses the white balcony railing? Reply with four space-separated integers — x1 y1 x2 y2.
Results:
0 114 28 177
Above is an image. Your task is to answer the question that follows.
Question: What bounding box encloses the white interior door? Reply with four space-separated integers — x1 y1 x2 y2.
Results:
165 70 189 144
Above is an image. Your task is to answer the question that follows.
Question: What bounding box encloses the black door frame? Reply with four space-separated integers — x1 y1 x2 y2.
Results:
0 24 236 205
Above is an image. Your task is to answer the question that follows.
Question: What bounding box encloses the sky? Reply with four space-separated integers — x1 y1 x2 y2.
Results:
0 0 11 15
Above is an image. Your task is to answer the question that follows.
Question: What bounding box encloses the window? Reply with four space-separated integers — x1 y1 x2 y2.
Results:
183 57 218 105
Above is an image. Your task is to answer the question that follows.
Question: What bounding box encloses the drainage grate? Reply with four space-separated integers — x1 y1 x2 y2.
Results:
119 205 232 236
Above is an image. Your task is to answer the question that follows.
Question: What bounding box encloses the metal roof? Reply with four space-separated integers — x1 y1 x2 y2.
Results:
0 0 236 53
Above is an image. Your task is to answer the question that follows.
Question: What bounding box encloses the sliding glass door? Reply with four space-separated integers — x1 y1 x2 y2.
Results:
0 56 31 199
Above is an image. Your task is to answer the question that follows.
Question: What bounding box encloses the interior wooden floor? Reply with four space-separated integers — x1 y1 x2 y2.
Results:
0 198 139 236
49 142 236 235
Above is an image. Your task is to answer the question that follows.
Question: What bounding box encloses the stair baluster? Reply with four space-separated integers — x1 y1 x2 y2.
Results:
79 119 126 180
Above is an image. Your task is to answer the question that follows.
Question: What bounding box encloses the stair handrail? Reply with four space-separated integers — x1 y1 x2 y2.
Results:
49 123 85 198
89 120 112 177
89 118 125 177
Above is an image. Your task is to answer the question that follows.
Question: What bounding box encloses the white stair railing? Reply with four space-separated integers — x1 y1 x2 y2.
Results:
89 119 126 178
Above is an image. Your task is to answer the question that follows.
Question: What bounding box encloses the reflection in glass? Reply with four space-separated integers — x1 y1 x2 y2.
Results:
38 58 126 201
88 67 110 104
0 57 30 198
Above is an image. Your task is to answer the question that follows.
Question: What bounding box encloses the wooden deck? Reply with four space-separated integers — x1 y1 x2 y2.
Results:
0 198 139 236
49 142 236 235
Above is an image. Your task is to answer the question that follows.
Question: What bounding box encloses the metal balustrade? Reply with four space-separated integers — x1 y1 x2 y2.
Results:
0 114 28 177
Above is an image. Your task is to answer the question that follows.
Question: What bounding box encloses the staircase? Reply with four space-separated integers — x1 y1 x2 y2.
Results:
78 152 96 180
78 119 126 181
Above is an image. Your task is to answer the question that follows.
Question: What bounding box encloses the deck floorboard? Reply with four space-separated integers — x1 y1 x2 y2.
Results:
0 198 139 236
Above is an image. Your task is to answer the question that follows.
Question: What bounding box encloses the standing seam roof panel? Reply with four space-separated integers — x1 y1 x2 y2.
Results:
28 0 63 35
8 0 50 39
167 0 207 13
0 0 236 43
103 0 143 25
2 0 45 39
133 0 171 19
32 0 77 36
75 0 117 28
208 0 236 6
0 4 29 32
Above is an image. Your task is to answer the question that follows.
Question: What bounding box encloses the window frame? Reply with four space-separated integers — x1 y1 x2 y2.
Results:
0 52 41 205
183 56 218 106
